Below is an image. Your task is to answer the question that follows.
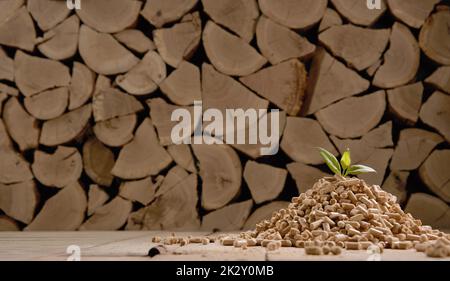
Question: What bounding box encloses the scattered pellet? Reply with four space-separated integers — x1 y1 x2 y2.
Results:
406 234 421 241
163 237 177 245
267 241 282 251
331 246 342 255
221 238 235 246
206 236 216 243
393 241 413 250
437 237 450 245
247 238 258 247
359 242 373 250
427 234 440 240
234 239 247 248
345 242 360 250
295 240 305 248
305 246 322 255
189 237 202 243
415 243 429 252
152 236 161 243
281 240 293 247
426 245 448 258
180 238 189 246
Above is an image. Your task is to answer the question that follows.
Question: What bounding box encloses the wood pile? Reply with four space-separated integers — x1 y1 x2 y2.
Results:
0 0 449 231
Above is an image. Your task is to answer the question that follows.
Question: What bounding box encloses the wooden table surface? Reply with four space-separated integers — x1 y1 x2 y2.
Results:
0 231 448 261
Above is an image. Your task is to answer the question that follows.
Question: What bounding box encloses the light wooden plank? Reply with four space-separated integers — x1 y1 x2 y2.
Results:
0 231 449 261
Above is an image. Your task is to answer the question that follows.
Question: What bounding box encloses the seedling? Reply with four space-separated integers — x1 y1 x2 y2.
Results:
318 147 376 177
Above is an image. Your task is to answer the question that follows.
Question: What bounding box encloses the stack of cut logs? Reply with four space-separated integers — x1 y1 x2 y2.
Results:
0 0 449 232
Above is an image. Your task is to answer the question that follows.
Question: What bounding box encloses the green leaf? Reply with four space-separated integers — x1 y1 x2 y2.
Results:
347 164 376 175
340 149 351 171
318 147 341 175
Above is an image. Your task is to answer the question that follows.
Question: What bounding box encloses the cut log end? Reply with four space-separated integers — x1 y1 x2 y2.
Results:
387 83 423 125
141 0 198 28
319 24 390 71
419 10 450 65
259 0 327 29
32 146 83 189
302 48 369 115
331 0 387 26
87 185 109 216
256 16 316 65
318 8 342 32
127 174 199 231
203 21 267 76
201 200 253 231
387 0 440 28
382 171 409 205
287 162 330 194
405 193 450 229
243 161 287 204
240 59 307 116
83 138 115 187
76 0 142 34
160 61 201 106
281 117 337 165
80 197 132 231
3 97 39 151
39 104 92 147
373 22 420 89
420 92 450 142
116 51 166 96
0 180 38 225
119 177 161 206
78 25 139 75
192 143 242 211
25 182 87 231
390 128 443 171
153 12 201 68
111 118 172 180
425 66 450 94
315 91 386 139
419 150 450 203
93 114 137 148
203 0 259 42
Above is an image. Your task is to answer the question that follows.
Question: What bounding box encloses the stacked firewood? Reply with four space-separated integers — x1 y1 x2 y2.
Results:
0 0 449 231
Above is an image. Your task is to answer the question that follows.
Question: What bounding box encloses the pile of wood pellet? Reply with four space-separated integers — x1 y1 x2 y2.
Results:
153 175 450 258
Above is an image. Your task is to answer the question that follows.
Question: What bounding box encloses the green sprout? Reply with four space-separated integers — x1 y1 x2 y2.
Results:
318 147 376 177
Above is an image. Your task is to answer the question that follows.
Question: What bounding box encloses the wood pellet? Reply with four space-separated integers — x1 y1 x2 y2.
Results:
150 176 449 258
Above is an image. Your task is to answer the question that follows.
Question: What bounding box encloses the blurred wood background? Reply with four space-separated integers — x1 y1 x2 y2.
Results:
0 0 449 232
